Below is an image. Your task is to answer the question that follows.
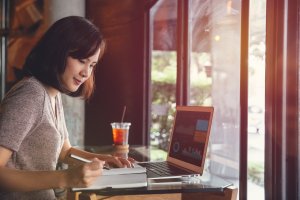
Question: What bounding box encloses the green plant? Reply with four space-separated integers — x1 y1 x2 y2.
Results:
150 51 213 151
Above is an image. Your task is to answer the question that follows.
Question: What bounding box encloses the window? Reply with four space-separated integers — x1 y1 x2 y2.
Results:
150 0 177 159
188 0 242 196
248 0 265 199
149 0 269 199
150 0 242 194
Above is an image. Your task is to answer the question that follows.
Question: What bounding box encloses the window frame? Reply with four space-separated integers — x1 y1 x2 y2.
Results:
240 0 249 199
265 0 299 199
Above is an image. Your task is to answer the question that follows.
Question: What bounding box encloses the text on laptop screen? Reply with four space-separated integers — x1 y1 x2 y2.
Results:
169 110 211 166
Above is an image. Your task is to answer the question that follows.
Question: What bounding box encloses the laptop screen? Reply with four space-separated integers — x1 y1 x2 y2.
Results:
169 107 212 166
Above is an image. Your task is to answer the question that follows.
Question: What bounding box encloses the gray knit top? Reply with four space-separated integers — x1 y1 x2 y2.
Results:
0 77 68 200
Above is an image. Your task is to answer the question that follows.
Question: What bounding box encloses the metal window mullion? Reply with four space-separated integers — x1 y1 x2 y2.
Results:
284 0 299 198
0 0 9 99
176 0 189 106
143 6 151 146
240 0 250 199
265 0 285 199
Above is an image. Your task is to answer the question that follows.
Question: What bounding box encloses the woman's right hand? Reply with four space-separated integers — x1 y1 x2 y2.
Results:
65 158 104 188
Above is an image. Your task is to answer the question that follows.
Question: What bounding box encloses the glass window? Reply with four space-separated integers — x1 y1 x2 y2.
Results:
189 0 241 192
150 1 266 199
150 0 177 159
248 0 265 199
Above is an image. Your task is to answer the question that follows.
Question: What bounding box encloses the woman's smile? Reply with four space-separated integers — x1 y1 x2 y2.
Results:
73 77 82 86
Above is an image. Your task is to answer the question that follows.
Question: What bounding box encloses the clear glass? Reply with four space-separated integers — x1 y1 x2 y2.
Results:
111 122 131 146
247 0 266 199
149 1 266 198
189 0 241 193
150 0 177 153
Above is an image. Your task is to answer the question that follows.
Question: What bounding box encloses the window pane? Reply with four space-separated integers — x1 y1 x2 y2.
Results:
189 0 241 193
150 0 177 159
248 0 265 199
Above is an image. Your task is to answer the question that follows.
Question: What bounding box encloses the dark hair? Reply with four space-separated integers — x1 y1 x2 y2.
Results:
22 16 105 99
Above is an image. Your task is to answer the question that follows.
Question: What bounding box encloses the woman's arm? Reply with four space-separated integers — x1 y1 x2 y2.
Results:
59 140 134 168
0 146 103 192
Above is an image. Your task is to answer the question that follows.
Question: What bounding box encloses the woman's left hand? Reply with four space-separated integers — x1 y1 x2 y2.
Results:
99 155 135 168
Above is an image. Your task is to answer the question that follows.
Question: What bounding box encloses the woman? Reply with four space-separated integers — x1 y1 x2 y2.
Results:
0 16 133 199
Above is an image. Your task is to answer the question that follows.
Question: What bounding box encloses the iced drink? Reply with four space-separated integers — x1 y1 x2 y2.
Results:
111 122 131 146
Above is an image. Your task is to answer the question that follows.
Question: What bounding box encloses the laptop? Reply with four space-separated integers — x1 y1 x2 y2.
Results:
138 106 214 179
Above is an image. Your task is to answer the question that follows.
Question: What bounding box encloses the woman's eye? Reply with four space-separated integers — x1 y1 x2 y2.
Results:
89 65 95 69
79 59 86 64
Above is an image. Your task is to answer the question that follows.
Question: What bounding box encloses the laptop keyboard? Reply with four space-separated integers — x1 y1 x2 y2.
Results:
138 161 191 176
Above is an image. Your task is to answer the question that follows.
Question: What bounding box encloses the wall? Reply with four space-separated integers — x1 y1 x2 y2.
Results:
85 0 147 146
45 0 86 146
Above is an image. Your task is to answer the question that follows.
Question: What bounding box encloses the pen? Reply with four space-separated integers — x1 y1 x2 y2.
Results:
69 154 110 170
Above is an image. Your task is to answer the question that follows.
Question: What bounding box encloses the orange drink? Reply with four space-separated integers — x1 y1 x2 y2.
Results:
111 122 131 146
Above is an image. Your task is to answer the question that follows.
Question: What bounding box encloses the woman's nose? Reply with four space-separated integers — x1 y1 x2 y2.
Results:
80 65 89 78
80 69 88 78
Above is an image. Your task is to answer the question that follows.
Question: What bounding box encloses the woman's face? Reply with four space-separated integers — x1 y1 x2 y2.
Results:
60 48 101 92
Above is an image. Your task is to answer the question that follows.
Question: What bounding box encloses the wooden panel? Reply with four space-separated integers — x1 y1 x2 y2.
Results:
75 186 238 200
182 186 238 200
85 0 146 146
81 193 181 200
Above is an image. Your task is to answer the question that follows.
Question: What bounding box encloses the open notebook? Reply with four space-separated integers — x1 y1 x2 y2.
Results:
72 165 147 191
138 106 214 179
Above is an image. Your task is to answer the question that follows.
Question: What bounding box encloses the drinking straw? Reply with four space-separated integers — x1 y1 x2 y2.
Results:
121 106 127 123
